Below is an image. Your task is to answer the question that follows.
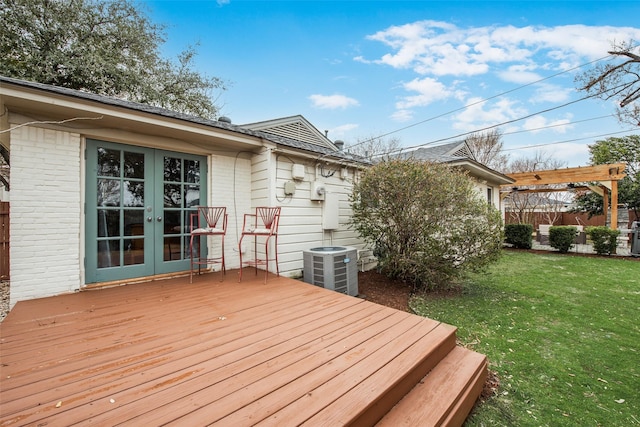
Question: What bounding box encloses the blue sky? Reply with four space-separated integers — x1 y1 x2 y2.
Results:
145 1 640 167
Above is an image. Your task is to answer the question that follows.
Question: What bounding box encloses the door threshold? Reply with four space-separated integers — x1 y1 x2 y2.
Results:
83 271 192 291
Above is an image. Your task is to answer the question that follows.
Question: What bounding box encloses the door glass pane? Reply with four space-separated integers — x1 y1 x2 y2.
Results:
98 240 121 268
185 210 197 231
185 185 200 207
97 210 120 237
124 210 144 236
164 236 182 261
185 160 200 184
164 210 182 235
98 179 121 207
124 151 145 179
184 236 194 259
164 157 181 182
124 241 144 266
164 184 181 207
124 181 144 207
98 148 120 176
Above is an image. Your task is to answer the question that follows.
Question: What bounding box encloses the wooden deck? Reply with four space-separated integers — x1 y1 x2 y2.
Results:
0 270 486 426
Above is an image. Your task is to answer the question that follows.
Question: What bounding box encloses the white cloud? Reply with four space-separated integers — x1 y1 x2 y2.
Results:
498 64 541 84
453 97 527 131
395 77 463 109
523 115 573 134
308 94 359 110
530 83 573 103
364 21 640 77
330 123 359 136
362 20 640 132
391 109 414 122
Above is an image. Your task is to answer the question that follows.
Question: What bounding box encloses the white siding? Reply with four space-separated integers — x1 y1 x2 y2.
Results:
266 155 370 278
6 123 372 304
9 126 82 305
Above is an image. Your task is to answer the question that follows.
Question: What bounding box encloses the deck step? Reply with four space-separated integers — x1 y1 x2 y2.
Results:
376 345 488 427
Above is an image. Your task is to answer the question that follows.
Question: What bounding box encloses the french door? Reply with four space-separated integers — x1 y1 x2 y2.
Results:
85 139 207 283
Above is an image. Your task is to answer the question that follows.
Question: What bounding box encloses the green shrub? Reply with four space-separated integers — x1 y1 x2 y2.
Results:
586 226 621 255
350 159 504 292
504 224 533 249
549 226 577 253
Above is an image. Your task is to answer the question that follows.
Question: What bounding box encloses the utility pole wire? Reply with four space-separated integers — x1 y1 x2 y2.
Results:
348 53 615 150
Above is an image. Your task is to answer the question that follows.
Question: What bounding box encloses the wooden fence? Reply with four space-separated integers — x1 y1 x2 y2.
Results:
1 202 8 279
505 210 639 230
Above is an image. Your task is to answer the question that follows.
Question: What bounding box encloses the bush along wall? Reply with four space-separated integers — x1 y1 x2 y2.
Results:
549 226 577 253
505 224 534 249
586 226 621 255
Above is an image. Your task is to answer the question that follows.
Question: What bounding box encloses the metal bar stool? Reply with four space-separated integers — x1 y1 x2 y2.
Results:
238 206 281 283
190 206 227 283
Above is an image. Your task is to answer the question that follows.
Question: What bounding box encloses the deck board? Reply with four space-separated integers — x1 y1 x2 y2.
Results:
0 270 483 426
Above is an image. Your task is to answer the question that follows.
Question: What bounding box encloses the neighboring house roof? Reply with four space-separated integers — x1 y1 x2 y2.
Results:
0 76 366 165
401 141 472 162
393 141 515 186
242 115 339 151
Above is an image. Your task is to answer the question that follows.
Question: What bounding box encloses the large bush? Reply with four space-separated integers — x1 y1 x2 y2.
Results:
350 159 503 292
505 224 534 249
586 226 621 255
549 226 577 253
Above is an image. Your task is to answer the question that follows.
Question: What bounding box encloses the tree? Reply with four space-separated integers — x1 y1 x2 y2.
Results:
350 159 503 292
0 0 225 119
346 135 401 161
464 129 509 171
572 135 640 220
504 151 567 225
576 41 640 126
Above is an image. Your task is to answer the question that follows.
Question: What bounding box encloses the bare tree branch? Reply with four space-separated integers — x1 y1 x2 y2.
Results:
576 40 640 125
0 116 104 134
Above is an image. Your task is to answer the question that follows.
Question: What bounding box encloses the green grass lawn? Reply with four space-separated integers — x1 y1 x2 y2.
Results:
410 251 639 427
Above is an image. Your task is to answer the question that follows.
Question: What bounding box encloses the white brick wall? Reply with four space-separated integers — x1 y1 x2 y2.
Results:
9 126 82 306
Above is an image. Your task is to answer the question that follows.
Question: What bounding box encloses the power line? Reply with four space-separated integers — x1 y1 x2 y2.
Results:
499 114 615 136
502 128 640 153
349 53 615 149
387 91 606 154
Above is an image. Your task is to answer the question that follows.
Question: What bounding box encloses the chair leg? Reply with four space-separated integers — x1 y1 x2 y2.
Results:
263 239 269 284
189 234 195 284
219 235 225 282
254 236 258 276
238 235 244 282
274 234 279 277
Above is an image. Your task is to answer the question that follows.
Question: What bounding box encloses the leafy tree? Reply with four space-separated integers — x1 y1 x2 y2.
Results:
572 135 640 220
350 159 503 292
464 129 509 171
576 41 640 126
0 0 225 119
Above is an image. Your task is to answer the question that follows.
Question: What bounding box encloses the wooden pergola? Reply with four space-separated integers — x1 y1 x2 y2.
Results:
501 163 627 228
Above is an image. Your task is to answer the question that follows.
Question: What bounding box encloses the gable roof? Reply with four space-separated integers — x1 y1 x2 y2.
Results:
393 141 514 185
0 76 365 165
398 141 471 162
242 115 338 151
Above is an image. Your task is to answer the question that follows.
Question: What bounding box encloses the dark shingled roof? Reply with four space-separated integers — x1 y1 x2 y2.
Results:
393 141 470 162
0 75 368 164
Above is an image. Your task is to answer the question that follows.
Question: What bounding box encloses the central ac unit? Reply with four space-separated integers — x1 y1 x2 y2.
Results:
303 246 358 296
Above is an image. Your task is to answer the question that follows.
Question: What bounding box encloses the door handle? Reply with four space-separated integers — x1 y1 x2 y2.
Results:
146 216 153 222
157 216 163 222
